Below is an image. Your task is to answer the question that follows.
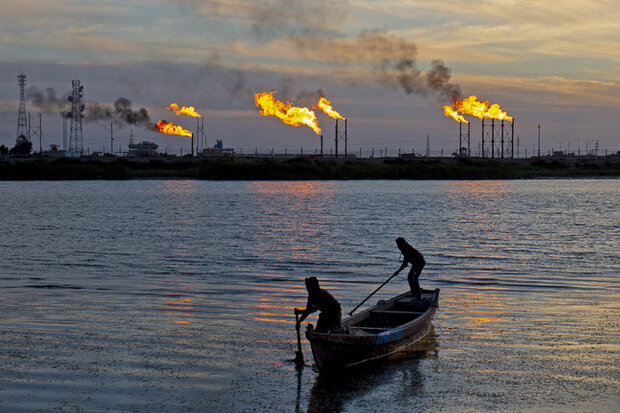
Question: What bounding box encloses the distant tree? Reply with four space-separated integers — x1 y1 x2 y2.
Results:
0 144 8 155
10 138 32 155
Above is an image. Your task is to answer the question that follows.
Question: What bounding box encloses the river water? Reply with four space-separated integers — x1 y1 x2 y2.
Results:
0 179 618 412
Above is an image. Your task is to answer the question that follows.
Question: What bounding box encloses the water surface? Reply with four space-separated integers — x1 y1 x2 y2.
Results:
1 179 618 412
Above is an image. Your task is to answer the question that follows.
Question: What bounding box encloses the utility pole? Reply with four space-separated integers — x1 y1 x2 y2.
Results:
38 113 42 154
537 123 541 157
110 122 114 155
426 133 430 157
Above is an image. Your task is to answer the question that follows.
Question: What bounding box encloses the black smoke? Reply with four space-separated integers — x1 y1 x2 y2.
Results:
28 88 153 127
290 30 461 102
27 87 69 114
85 98 152 129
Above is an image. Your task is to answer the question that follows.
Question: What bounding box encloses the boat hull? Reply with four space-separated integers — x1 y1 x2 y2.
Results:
306 289 439 372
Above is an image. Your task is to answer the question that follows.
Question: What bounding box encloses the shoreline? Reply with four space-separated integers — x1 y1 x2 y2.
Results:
0 155 618 180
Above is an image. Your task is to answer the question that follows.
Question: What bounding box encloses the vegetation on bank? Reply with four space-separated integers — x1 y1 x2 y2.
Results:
0 156 618 180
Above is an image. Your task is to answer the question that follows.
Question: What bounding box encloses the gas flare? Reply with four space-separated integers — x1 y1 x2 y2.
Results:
255 91 321 135
443 95 513 123
156 120 193 137
313 96 345 120
444 106 468 123
167 103 201 118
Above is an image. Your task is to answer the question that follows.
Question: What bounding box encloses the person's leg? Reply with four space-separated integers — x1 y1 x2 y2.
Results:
317 312 341 333
316 313 327 333
408 266 421 299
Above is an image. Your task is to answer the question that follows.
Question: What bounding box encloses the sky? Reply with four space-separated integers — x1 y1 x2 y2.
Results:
0 0 618 156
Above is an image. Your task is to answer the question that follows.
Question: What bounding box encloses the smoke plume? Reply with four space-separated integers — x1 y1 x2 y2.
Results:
290 30 461 102
85 98 153 129
29 87 153 127
27 87 69 113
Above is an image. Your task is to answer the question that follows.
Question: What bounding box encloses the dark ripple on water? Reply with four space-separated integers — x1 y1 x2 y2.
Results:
0 179 618 412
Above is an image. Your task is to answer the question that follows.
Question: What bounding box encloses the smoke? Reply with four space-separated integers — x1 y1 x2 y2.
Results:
247 0 347 41
175 1 460 104
27 87 69 113
290 30 461 102
84 98 153 129
28 87 153 127
294 89 325 107
174 0 348 41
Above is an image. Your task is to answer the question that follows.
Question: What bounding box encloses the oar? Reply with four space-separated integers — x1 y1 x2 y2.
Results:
294 312 304 366
349 272 399 316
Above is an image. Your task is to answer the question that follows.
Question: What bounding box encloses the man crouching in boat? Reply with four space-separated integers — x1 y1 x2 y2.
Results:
295 277 343 333
394 237 426 300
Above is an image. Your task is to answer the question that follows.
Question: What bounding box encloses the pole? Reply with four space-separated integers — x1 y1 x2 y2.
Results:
538 123 541 157
511 120 515 159
501 119 505 159
467 122 471 156
110 122 114 155
481 118 485 158
294 313 304 365
349 272 400 316
335 119 339 158
39 113 42 154
491 118 495 159
344 119 348 157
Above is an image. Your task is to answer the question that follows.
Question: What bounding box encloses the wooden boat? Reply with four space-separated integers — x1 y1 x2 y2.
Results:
305 288 440 372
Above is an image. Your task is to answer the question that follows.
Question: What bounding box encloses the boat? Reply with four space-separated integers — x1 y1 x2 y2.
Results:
305 288 440 372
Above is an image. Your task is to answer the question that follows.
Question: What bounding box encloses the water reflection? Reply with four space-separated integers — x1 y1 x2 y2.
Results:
158 180 200 196
154 283 196 325
438 290 506 326
247 181 339 263
302 327 438 413
250 181 333 196
444 180 510 194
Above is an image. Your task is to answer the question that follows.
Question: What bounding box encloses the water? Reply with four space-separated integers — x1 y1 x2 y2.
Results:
0 179 618 412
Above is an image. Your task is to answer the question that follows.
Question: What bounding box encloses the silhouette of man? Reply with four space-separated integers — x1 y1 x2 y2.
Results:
295 277 342 333
394 237 426 299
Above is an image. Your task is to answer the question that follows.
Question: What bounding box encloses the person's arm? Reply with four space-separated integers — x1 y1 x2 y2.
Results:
294 296 317 324
393 257 408 276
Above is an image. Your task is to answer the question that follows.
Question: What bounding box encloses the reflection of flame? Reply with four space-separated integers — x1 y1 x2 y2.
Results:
443 95 513 123
254 91 321 135
167 103 201 118
156 120 192 137
313 96 345 120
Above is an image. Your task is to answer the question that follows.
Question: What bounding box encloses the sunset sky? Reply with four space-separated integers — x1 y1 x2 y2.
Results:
0 0 618 155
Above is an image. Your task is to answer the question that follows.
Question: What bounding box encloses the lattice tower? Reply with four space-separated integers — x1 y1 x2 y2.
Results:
16 73 28 144
68 80 84 153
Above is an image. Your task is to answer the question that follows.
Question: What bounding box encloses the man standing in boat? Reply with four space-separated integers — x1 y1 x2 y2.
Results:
295 277 342 333
393 237 426 300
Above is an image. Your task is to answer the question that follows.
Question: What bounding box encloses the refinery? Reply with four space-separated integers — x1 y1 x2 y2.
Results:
1 73 618 173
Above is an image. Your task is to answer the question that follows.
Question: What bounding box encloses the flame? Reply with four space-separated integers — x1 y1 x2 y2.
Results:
254 91 321 135
444 106 468 123
156 120 192 137
443 95 513 123
313 96 345 120
167 103 201 118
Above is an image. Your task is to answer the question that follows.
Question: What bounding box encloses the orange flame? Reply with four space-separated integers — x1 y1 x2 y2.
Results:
255 91 321 135
443 95 513 123
167 103 201 118
313 96 345 120
444 106 468 123
156 120 192 137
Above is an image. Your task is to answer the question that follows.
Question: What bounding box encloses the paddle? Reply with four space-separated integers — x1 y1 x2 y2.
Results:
294 312 304 366
349 272 400 316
